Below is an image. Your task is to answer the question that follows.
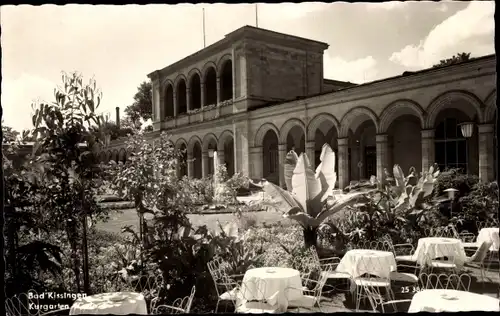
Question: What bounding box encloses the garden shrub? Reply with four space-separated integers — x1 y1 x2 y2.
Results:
456 181 499 233
330 164 443 247
433 169 498 233
434 168 479 199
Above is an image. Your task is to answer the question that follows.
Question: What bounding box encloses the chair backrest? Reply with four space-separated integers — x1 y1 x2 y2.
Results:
313 264 333 294
445 274 471 292
418 273 447 290
5 290 40 316
436 226 458 238
396 261 419 276
476 220 498 231
469 241 493 263
308 247 320 263
424 227 433 237
458 231 476 243
361 278 385 312
154 286 196 314
132 274 163 292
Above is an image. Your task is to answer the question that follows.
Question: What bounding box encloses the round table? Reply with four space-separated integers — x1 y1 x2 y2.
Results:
477 228 499 251
336 249 397 279
69 292 147 315
408 289 500 312
413 237 466 268
241 267 303 310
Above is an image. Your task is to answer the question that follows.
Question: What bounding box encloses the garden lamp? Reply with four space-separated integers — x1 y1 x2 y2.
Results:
444 188 459 218
458 122 474 138
458 122 474 174
357 161 363 181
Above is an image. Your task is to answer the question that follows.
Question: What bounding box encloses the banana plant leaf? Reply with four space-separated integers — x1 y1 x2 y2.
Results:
315 144 337 201
284 150 299 191
292 154 322 215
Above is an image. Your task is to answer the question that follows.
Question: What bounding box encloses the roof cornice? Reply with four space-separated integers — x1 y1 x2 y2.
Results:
147 26 329 79
250 55 496 119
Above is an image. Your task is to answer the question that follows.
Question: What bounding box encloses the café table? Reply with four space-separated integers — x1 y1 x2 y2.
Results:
477 227 499 251
408 289 500 312
69 292 147 315
336 249 397 280
241 267 303 311
413 237 466 269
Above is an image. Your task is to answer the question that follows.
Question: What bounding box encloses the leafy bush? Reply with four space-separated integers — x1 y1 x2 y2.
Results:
432 169 498 233
245 223 305 268
178 176 214 205
106 131 180 209
434 169 479 199
332 164 442 247
456 181 499 233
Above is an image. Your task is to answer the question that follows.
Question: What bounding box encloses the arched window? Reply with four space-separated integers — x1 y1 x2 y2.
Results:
435 117 468 172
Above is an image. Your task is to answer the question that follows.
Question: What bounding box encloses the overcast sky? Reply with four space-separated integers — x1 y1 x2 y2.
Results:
1 1 495 132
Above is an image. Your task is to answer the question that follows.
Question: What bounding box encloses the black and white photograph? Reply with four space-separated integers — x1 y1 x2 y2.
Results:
2 1 498 315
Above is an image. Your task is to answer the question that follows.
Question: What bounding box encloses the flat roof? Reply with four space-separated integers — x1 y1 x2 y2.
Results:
148 25 329 78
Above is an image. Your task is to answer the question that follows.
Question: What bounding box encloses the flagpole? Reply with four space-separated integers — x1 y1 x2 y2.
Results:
255 4 258 28
203 8 206 48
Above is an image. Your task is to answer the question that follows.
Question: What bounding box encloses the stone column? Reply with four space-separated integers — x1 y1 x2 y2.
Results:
278 144 287 188
376 134 389 184
187 154 194 178
200 82 206 108
305 141 315 168
173 91 178 117
202 151 209 178
351 142 360 181
421 129 435 173
157 91 165 122
338 138 349 189
233 121 250 177
186 87 191 112
478 123 495 182
216 77 221 104
249 146 263 180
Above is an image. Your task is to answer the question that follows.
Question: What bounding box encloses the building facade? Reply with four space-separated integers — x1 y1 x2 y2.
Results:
106 26 497 188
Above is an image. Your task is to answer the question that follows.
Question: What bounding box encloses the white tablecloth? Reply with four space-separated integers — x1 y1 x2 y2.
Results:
336 249 397 279
241 267 303 310
69 292 147 315
477 228 499 251
408 289 500 312
413 237 466 268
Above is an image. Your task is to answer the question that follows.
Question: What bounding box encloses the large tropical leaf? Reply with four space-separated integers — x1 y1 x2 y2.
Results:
315 144 337 201
392 164 406 196
284 150 299 191
17 241 62 276
316 191 370 224
291 154 322 213
285 212 320 229
262 181 303 214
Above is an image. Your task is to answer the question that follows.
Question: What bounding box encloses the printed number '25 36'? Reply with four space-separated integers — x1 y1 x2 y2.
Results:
401 286 421 293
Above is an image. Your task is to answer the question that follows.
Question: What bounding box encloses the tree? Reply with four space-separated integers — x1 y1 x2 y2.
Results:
2 122 20 143
90 120 134 143
433 52 471 68
28 71 109 293
124 81 152 129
